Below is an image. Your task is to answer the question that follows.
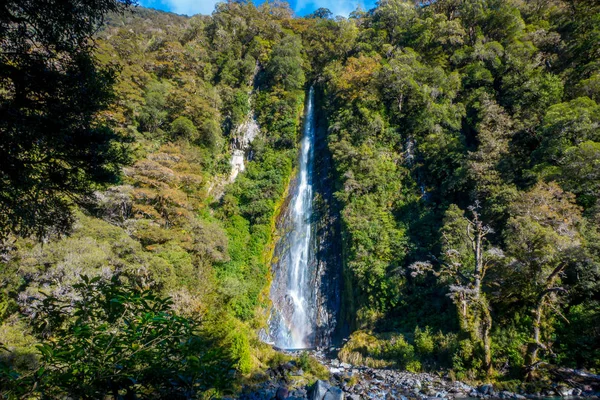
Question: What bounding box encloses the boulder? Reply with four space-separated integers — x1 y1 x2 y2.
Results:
324 386 345 400
276 386 289 400
478 384 493 395
311 380 332 400
453 393 470 399
281 362 294 371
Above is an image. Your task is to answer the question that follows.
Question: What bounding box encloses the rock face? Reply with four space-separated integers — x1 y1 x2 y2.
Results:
310 89 343 348
229 116 259 182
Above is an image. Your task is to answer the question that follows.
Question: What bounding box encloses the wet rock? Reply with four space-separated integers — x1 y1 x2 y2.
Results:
311 380 332 400
282 362 295 371
250 389 276 400
478 384 493 395
348 395 361 400
323 386 344 400
276 386 289 400
453 393 470 399
557 387 573 396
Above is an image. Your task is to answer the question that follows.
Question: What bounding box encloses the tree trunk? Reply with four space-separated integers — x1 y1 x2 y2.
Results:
481 299 493 377
526 297 545 381
525 264 566 380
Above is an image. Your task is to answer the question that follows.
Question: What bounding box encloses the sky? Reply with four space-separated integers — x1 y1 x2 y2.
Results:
137 0 377 18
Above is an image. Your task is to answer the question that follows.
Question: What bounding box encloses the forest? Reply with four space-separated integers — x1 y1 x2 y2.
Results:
0 0 599 398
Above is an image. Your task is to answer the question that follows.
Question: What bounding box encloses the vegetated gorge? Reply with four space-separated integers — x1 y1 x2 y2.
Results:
1 0 600 399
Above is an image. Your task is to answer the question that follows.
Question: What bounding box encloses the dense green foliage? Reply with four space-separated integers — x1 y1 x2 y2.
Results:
0 0 134 238
1 1 306 397
2 275 233 398
302 0 600 382
1 0 600 396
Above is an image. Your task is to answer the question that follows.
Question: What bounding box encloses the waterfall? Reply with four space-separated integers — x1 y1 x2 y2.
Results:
268 87 318 349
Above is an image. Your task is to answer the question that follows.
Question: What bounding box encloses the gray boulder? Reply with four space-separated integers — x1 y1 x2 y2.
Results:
478 384 494 395
311 380 332 400
323 387 344 400
276 386 289 400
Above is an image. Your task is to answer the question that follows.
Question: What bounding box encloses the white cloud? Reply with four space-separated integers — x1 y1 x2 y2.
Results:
165 0 220 16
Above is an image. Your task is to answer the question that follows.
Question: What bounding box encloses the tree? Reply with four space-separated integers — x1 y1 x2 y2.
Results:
264 35 305 91
0 0 133 239
534 97 600 164
307 8 333 19
560 141 600 211
2 275 233 398
468 94 513 199
410 203 502 377
504 182 583 379
170 116 200 142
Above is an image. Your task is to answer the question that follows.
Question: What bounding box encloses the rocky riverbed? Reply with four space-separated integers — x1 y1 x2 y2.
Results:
233 351 600 400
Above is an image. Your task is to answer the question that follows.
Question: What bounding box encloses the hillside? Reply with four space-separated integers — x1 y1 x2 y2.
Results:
1 0 599 398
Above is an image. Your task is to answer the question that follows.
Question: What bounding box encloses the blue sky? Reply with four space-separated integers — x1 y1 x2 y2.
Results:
137 0 377 18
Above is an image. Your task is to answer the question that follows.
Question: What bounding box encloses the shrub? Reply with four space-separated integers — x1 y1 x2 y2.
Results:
229 329 252 374
384 334 416 369
296 352 329 380
170 116 200 142
414 326 435 356
1 275 233 399
406 360 422 373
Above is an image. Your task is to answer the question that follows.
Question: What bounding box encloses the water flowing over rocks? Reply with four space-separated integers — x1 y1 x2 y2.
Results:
265 87 342 349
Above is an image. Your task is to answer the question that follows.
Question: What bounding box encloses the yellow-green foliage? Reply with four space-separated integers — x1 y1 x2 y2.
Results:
267 351 293 369
297 352 330 381
406 360 422 373
339 331 396 368
0 317 38 372
414 326 435 356
339 330 433 371
230 330 252 374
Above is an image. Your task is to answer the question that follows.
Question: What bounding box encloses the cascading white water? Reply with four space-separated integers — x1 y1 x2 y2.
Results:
270 87 317 349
